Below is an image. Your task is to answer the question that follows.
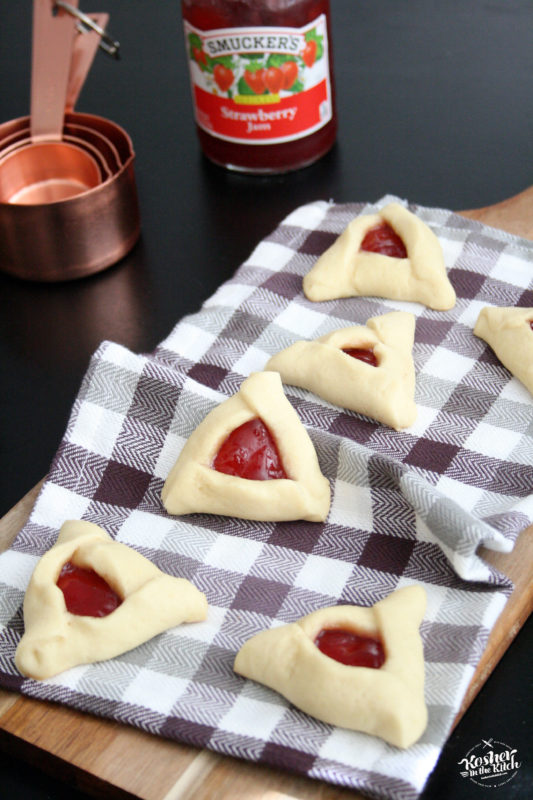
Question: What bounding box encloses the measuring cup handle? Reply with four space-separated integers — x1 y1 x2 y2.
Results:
30 0 77 143
65 13 110 112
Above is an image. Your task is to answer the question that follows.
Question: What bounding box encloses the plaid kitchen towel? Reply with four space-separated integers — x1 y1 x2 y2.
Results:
0 196 532 800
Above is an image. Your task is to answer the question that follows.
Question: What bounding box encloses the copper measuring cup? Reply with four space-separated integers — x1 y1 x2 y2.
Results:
0 118 116 183
0 0 102 203
0 0 141 281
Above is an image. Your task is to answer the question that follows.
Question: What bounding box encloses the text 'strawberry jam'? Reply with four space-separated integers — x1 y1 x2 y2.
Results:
181 0 336 173
315 628 386 668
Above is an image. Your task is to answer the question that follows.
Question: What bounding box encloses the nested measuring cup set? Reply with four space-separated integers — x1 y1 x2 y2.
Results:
0 0 140 281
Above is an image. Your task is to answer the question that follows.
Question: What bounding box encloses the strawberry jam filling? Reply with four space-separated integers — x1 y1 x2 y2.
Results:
529 320 533 330
315 628 386 668
57 562 122 617
360 222 407 259
342 347 378 367
213 417 287 480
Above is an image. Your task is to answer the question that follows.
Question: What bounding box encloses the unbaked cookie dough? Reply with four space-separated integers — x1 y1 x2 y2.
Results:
474 306 533 396
303 202 456 310
161 371 331 522
15 520 208 680
266 311 417 430
234 585 427 749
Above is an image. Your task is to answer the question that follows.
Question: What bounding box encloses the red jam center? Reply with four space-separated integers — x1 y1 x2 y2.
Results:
360 222 407 259
529 320 533 330
57 562 122 617
213 417 287 481
342 347 378 367
315 628 386 668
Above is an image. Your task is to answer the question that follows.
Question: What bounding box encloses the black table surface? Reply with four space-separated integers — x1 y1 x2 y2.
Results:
0 2 531 798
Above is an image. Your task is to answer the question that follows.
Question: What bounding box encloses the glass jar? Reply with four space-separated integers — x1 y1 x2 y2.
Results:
181 0 337 173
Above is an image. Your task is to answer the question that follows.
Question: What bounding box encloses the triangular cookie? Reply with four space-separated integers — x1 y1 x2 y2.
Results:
474 306 533 396
303 202 456 310
266 311 417 430
15 520 208 680
234 585 427 749
161 371 330 522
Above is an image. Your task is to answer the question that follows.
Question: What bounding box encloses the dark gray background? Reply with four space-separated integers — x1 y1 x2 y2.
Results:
0 2 531 798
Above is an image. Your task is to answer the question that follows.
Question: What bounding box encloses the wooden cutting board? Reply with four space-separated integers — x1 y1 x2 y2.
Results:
1 188 532 800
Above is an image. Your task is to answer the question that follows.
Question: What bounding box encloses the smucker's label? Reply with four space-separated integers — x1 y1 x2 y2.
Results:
183 15 333 144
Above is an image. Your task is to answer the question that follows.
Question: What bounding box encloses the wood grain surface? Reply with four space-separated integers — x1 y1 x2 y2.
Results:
0 188 532 799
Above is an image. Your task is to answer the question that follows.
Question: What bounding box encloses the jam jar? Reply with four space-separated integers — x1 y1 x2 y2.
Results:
181 0 337 173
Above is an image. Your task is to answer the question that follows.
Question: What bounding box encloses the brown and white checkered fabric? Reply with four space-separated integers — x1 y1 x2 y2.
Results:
0 197 531 799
